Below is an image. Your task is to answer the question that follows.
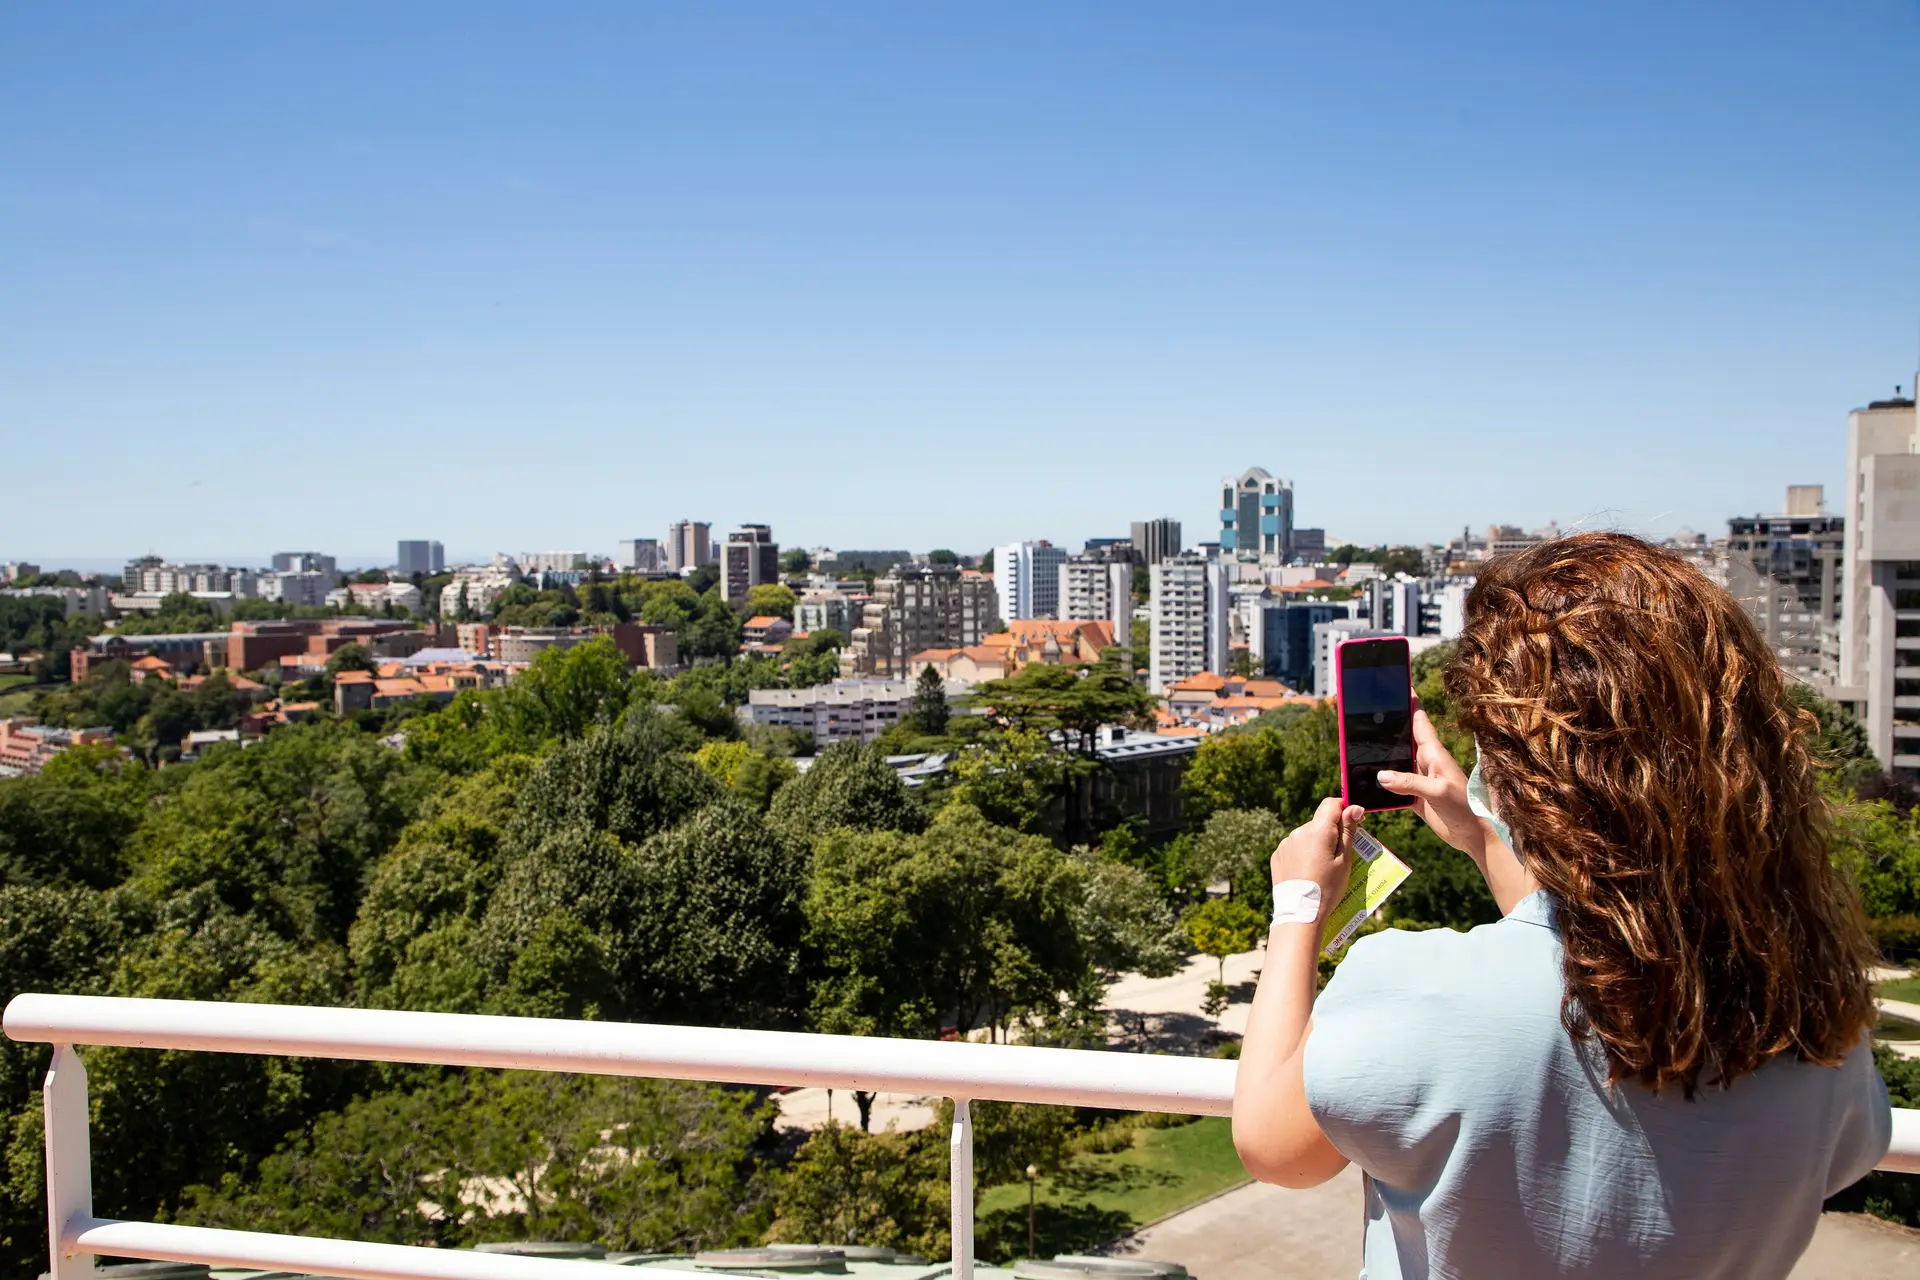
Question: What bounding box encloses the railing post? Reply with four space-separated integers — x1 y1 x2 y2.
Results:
950 1096 973 1280
43 1045 96 1279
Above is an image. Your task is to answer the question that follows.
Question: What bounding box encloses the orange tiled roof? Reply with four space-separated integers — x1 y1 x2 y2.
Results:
910 648 963 664
334 670 374 684
131 656 172 670
373 678 427 697
976 633 1014 652
744 616 780 628
1170 672 1228 692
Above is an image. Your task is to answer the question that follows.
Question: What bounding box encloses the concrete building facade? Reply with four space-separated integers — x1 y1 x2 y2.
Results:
1149 554 1230 694
741 677 971 749
1220 468 1293 565
668 521 713 573
271 552 336 577
843 566 999 679
995 541 1069 620
1723 486 1844 685
616 538 669 573
722 525 780 605
1129 518 1183 567
1058 558 1133 652
1836 386 1920 776
397 541 445 577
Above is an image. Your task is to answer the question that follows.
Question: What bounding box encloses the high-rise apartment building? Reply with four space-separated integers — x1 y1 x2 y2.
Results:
995 540 1069 620
397 541 445 577
616 539 668 573
842 566 999 678
1129 519 1183 567
271 551 337 578
1836 384 1920 776
1059 558 1133 651
1723 487 1843 685
1220 468 1293 565
722 525 780 605
1367 577 1423 638
1149 554 1230 693
668 521 713 573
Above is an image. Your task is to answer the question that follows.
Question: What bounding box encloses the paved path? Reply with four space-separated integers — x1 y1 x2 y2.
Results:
1114 1174 1920 1279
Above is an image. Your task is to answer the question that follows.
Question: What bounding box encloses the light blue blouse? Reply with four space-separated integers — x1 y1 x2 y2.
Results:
1303 892 1892 1279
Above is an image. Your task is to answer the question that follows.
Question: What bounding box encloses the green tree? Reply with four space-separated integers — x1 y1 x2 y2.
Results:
781 548 814 576
744 583 799 621
808 804 1088 1048
769 742 924 849
132 720 428 945
1183 726 1289 820
178 1071 775 1252
325 643 376 676
969 659 1154 757
1071 848 1184 980
908 665 950 736
927 549 958 566
948 728 1066 834
769 1123 948 1254
1182 897 1264 984
1187 809 1285 899
0 746 148 889
512 713 724 852
695 740 799 811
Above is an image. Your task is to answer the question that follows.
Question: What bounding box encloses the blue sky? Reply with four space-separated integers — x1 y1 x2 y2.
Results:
4 3 1917 569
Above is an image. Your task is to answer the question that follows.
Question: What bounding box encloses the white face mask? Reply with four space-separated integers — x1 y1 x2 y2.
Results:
1467 745 1516 853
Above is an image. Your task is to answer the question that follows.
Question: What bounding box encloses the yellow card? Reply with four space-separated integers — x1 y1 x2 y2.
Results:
1322 827 1412 957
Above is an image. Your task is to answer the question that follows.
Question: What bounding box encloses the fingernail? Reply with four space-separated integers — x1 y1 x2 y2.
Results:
1377 770 1399 781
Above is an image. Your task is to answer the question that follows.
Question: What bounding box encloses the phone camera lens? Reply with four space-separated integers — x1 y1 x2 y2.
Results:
1372 712 1385 724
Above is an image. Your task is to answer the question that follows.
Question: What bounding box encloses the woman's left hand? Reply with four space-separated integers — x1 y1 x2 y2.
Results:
1270 796 1365 910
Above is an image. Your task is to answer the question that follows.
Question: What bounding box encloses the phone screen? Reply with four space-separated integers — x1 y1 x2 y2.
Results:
1340 639 1414 811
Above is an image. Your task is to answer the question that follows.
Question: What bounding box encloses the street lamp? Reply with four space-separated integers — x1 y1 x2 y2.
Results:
1026 1164 1039 1258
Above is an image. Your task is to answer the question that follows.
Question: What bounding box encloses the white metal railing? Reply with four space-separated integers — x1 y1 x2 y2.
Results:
4 993 1917 1280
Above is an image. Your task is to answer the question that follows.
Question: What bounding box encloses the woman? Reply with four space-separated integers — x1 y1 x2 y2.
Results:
1232 533 1892 1278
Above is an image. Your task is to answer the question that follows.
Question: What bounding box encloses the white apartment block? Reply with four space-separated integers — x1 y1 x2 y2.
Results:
741 678 971 749
1148 555 1229 694
795 590 856 636
1835 383 1920 776
520 551 587 574
328 582 424 614
995 541 1069 620
1059 558 1133 647
441 558 524 617
260 571 332 608
126 562 257 598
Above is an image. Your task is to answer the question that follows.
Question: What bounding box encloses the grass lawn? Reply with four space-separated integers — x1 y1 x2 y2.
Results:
973 1117 1249 1262
1881 975 1920 1005
0 672 39 717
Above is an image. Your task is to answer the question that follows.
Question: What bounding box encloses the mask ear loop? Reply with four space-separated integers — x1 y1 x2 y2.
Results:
1467 745 1519 861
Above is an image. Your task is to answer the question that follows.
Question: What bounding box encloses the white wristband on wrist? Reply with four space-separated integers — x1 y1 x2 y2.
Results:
1272 880 1322 927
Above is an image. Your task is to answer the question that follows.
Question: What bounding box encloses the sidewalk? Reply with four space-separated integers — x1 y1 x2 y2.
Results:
1116 1175 1920 1279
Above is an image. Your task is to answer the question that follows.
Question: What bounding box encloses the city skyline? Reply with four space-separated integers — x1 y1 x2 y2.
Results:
5 5 1918 559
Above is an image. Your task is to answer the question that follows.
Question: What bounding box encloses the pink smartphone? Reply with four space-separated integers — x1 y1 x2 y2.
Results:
1335 636 1416 812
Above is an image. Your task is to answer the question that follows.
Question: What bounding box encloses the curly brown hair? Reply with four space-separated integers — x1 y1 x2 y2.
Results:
1445 532 1877 1096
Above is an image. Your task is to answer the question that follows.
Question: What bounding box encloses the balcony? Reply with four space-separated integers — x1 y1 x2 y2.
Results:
6 994 1918 1280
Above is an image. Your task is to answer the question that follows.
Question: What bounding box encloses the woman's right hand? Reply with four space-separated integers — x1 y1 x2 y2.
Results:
1375 701 1488 861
